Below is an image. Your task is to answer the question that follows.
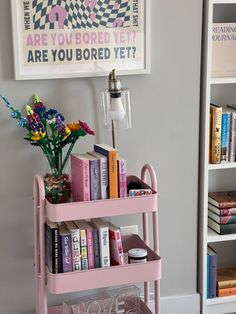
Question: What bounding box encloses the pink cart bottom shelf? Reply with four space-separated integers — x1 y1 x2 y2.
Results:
48 298 153 314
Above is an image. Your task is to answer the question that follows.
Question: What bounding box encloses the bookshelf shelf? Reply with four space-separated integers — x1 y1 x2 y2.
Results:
33 164 161 314
200 0 236 312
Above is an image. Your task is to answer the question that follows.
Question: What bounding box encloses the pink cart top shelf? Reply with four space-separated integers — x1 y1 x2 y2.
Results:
34 174 158 222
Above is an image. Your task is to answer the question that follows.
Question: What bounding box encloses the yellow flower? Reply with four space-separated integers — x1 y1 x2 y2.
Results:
67 122 80 131
31 131 46 141
63 127 71 141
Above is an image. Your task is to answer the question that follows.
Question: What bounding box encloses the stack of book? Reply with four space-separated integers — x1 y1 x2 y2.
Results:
217 267 236 297
209 104 236 164
207 246 217 299
208 191 236 235
71 144 127 202
45 218 124 274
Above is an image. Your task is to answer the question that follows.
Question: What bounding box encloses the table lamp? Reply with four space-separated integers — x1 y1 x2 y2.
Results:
100 69 131 148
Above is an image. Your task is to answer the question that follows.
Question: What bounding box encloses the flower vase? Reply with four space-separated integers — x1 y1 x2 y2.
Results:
44 172 72 204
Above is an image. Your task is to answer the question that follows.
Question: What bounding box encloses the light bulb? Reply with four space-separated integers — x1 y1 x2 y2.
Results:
109 96 125 121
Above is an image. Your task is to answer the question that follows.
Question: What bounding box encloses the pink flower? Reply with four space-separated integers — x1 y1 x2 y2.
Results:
79 120 95 135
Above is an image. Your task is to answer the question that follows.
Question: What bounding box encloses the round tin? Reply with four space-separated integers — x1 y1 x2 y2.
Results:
128 248 148 264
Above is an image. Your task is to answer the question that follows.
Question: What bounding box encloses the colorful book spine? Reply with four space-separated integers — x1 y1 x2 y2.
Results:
93 228 100 268
64 221 81 271
94 144 118 198
71 154 90 202
91 218 110 268
88 151 108 200
210 105 222 164
80 228 88 270
117 157 127 198
208 217 236 234
229 112 236 162
46 222 61 274
218 286 236 297
108 224 124 266
86 227 95 269
88 156 101 201
208 210 236 224
208 203 236 216
59 227 73 273
208 252 217 298
221 112 230 162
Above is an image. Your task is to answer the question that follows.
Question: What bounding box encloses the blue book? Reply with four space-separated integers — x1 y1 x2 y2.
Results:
207 246 217 298
221 112 230 162
86 154 101 201
93 228 100 268
207 255 210 298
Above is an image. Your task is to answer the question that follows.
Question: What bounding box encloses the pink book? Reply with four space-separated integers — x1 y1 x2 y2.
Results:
71 154 90 202
107 221 124 266
117 157 127 198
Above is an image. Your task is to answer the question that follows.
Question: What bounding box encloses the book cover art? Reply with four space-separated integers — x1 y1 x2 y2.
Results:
59 224 73 273
208 217 236 235
210 104 222 164
71 154 90 202
218 267 236 289
208 203 236 216
87 154 101 201
117 157 127 198
208 210 236 224
88 151 108 200
64 221 81 271
208 191 236 208
94 144 118 198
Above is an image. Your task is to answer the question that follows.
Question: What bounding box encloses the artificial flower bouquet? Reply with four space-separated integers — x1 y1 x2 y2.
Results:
0 94 95 203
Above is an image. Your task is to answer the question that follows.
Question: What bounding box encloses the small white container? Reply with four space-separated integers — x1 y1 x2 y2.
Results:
128 248 148 264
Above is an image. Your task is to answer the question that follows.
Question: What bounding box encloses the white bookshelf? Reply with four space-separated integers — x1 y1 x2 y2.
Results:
200 1 236 313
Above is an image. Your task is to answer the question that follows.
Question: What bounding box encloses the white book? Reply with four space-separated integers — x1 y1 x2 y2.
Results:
64 221 81 271
91 218 110 268
88 151 108 199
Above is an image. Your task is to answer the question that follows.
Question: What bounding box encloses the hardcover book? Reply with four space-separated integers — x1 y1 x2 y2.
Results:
86 154 101 201
107 221 124 266
88 151 108 200
208 203 236 216
71 154 90 202
64 221 81 271
218 267 236 289
207 246 217 298
208 217 236 235
94 144 118 198
221 112 230 162
208 191 236 208
91 218 110 268
218 286 236 297
59 224 73 273
93 228 100 268
117 157 127 198
45 219 61 274
208 210 236 225
209 104 222 164
227 106 236 162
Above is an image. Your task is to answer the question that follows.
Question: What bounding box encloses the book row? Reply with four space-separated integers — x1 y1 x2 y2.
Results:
207 246 236 298
209 104 236 164
46 218 124 274
208 190 236 235
71 144 126 201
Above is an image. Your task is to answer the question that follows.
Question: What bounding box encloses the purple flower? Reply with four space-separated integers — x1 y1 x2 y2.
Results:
27 112 45 133
79 120 95 135
56 113 65 121
34 102 46 114
56 116 65 135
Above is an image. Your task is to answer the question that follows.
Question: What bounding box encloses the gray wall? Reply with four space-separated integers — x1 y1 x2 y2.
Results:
0 0 202 313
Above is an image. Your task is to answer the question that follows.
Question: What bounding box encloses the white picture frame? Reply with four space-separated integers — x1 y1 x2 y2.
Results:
10 0 150 80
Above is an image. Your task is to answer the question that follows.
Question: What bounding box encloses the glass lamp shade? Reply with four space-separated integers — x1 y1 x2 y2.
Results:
100 88 132 130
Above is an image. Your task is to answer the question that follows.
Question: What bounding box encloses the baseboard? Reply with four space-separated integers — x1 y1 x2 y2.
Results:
149 293 200 314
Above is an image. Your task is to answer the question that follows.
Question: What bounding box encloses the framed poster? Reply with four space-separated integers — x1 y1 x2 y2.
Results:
11 0 150 80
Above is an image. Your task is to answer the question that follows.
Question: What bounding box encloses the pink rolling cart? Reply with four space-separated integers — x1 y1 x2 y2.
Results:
33 164 161 314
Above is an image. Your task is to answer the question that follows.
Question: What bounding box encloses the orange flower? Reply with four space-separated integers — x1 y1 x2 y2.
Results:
67 122 80 131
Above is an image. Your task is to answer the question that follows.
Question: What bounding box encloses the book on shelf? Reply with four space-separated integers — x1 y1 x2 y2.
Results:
207 246 217 299
59 223 73 273
93 227 100 268
208 210 236 225
208 191 236 209
221 111 230 162
64 221 81 271
71 154 90 202
91 218 110 268
88 151 108 200
107 221 124 266
226 106 236 162
209 104 222 164
94 144 118 199
86 154 101 201
45 219 61 274
208 203 236 216
218 267 236 289
208 217 236 235
74 220 91 270
117 157 127 198
218 286 236 297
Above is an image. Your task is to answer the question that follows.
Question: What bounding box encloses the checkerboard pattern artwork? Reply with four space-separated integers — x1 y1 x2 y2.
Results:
32 0 131 29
